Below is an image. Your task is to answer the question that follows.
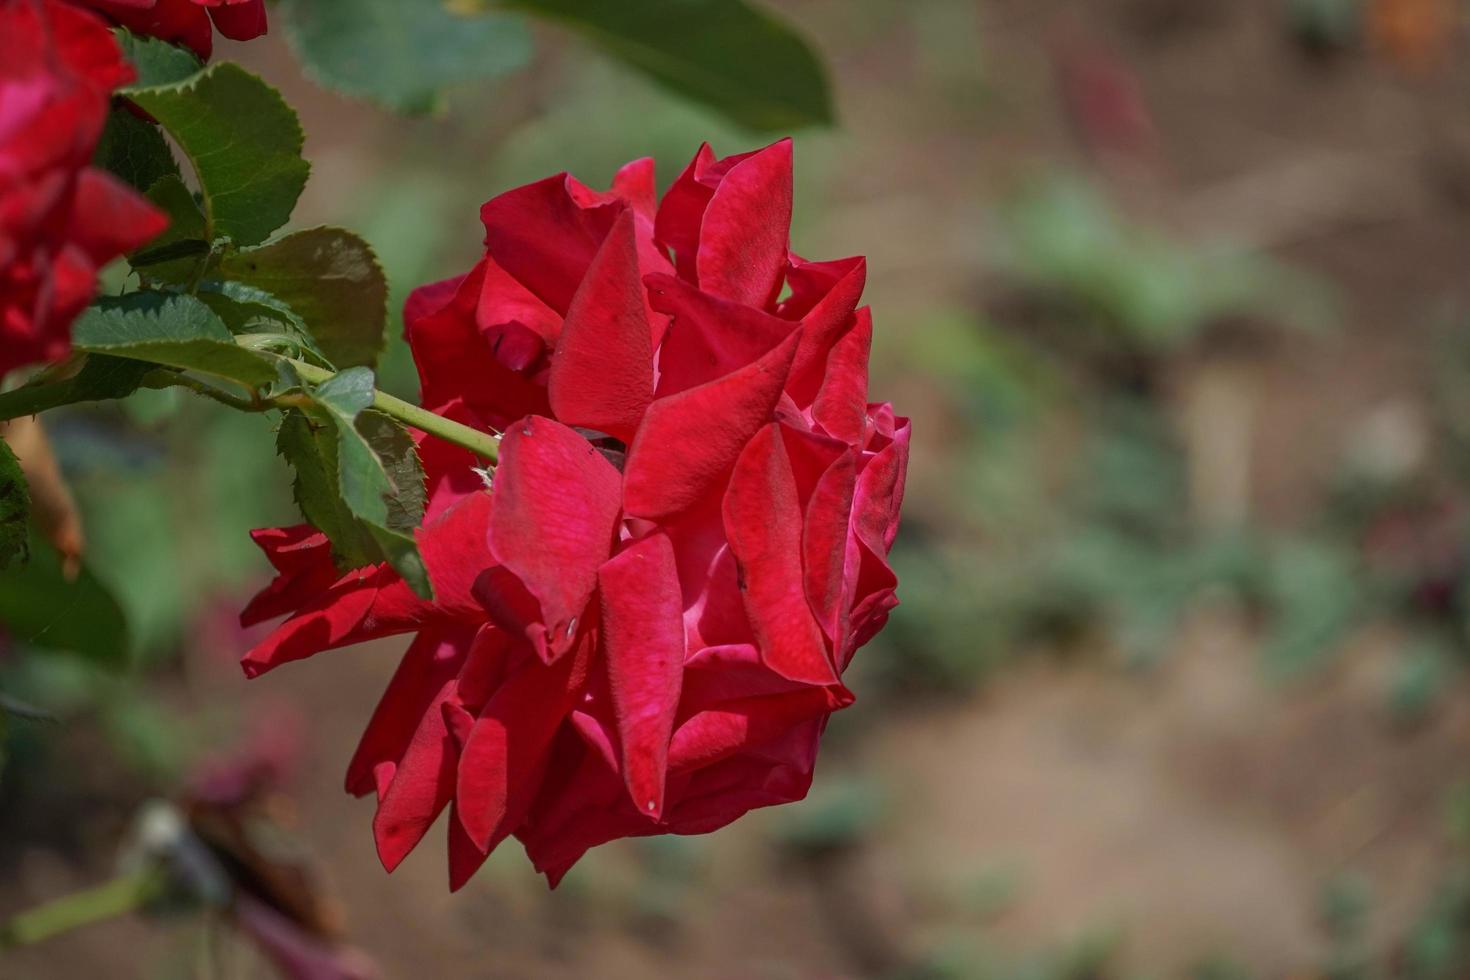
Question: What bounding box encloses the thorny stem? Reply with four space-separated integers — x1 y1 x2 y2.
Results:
0 869 165 951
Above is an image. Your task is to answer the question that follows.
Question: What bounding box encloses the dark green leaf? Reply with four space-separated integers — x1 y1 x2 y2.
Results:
67 354 158 403
0 440 29 569
501 0 834 130
356 410 426 532
115 29 204 90
283 0 532 113
128 63 310 248
0 536 129 667
275 400 433 599
313 368 391 524
277 409 379 567
93 108 180 193
72 292 278 387
217 227 389 369
130 175 210 283
366 524 432 598
196 282 310 341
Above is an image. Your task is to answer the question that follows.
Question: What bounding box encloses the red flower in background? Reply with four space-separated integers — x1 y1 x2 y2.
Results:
241 141 909 888
71 0 267 59
0 0 168 382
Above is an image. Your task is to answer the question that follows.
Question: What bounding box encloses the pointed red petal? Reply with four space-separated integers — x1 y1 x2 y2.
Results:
456 632 593 850
487 417 622 660
372 676 460 872
723 423 837 686
695 139 792 309
480 174 621 315
345 630 468 796
803 451 857 643
811 309 873 445
646 273 797 398
598 532 684 820
610 157 657 219
654 143 717 282
623 328 801 521
547 209 653 443
67 168 168 264
785 257 867 406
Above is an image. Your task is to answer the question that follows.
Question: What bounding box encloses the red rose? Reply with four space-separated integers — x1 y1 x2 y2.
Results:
0 0 169 382
70 0 267 59
241 141 909 888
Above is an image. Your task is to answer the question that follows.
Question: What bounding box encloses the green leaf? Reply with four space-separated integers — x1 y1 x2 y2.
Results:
93 108 180 194
0 440 29 570
276 398 433 598
282 0 532 113
129 175 210 283
500 0 834 130
67 355 158 403
217 228 388 369
114 29 204 90
0 537 130 667
356 410 427 532
128 63 310 248
277 409 379 567
72 292 278 388
195 282 324 362
312 368 388 523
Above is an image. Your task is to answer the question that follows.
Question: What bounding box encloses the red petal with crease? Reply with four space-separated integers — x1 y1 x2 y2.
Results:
804 451 857 643
480 174 620 315
599 532 685 820
456 628 594 850
487 417 622 661
548 209 653 442
723 423 837 686
624 328 801 521
786 257 867 405
345 630 468 797
695 139 792 309
646 272 796 398
373 673 460 872
811 309 873 444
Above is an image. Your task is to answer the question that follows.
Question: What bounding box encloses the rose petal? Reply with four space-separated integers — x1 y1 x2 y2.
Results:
345 629 469 797
456 626 594 850
547 209 653 443
487 417 622 661
723 423 837 686
623 328 801 521
811 309 873 445
372 671 461 872
480 174 621 315
695 138 792 309
599 531 684 820
786 258 867 406
646 272 797 398
67 168 168 262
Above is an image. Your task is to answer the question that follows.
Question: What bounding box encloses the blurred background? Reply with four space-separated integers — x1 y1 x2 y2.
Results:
8 0 1470 976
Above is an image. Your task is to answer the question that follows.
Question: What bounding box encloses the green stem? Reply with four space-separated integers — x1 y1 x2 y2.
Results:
283 358 500 464
0 382 81 420
0 870 163 951
0 356 500 466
